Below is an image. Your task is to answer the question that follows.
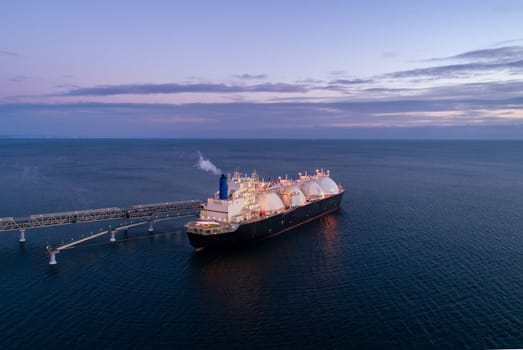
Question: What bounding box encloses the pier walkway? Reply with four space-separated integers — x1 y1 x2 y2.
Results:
1 200 202 235
0 200 203 264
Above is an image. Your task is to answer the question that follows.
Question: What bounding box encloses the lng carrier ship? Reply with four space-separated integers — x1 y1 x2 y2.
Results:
185 169 344 249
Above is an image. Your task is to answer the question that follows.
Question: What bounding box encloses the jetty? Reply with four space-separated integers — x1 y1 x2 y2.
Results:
0 200 202 264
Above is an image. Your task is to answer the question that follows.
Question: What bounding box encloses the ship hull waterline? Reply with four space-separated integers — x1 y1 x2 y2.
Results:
187 191 343 249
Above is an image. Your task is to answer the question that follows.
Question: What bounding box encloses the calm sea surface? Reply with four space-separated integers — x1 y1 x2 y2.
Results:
1 139 523 349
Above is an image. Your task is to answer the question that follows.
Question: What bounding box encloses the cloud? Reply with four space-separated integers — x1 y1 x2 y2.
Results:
328 79 373 85
433 45 523 63
391 45 523 80
9 75 29 82
233 73 268 80
55 83 81 89
380 51 398 59
0 50 20 57
373 110 466 118
491 39 523 47
295 78 324 84
307 79 373 93
414 80 523 101
62 82 308 96
3 80 522 126
4 42 521 138
329 70 348 76
385 60 523 79
2 98 522 139
145 116 216 124
41 44 521 103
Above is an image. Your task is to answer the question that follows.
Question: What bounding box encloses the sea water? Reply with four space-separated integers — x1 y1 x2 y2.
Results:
1 139 522 349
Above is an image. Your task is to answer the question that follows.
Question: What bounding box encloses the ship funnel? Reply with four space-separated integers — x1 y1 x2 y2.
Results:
219 174 228 200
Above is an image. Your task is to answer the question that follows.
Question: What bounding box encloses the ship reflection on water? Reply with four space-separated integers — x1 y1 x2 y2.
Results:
188 211 345 324
190 246 264 319
317 212 341 254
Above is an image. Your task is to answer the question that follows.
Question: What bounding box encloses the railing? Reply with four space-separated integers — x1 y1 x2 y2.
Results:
0 200 203 232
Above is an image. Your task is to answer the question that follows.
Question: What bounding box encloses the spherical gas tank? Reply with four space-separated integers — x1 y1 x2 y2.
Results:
301 180 324 198
280 186 306 207
317 177 340 195
257 191 285 213
289 186 306 205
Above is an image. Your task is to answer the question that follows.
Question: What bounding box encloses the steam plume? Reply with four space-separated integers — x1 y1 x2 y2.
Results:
195 151 221 175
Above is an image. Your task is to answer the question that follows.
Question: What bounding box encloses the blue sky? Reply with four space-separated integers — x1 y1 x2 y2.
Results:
1 0 522 138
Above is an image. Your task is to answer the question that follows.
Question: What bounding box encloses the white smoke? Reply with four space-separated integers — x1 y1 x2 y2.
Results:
195 151 222 175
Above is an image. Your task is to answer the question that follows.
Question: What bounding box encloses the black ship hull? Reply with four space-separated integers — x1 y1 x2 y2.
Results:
187 191 343 249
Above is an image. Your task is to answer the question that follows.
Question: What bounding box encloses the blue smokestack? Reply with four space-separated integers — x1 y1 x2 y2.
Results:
219 174 228 200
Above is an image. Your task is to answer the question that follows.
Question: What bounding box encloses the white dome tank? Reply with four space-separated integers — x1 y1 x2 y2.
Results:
280 186 306 207
318 177 340 195
301 180 324 199
257 191 285 213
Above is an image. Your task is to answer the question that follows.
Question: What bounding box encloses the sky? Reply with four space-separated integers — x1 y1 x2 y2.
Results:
1 0 523 138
